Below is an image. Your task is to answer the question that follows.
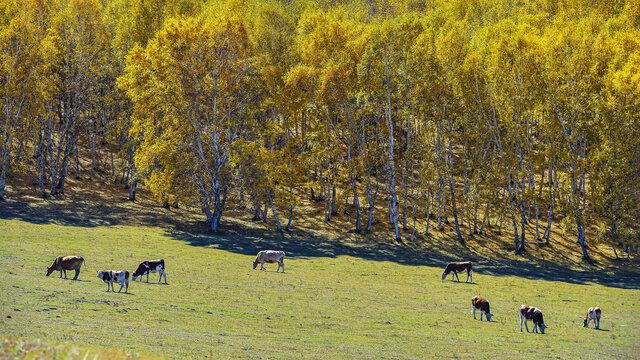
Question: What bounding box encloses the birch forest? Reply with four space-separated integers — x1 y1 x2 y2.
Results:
2 0 640 260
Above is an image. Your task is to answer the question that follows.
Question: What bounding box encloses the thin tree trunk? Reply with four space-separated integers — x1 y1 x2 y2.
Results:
425 189 431 236
331 184 337 215
286 205 293 231
128 178 137 201
353 179 361 232
271 203 282 232
447 124 463 244
262 199 269 222
366 180 374 232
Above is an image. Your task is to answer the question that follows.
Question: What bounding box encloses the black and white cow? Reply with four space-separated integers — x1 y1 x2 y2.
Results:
132 259 167 284
520 305 546 334
97 270 130 293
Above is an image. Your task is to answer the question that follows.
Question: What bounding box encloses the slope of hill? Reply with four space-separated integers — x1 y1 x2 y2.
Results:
1 175 640 358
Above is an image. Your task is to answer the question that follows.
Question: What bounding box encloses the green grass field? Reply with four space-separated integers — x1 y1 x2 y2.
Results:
1 216 639 359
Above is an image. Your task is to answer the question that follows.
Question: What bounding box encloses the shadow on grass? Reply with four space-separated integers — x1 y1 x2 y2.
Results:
167 219 640 290
3 192 639 290
0 191 191 229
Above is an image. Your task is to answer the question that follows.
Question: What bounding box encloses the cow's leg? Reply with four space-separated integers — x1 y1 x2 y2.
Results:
146 272 149 283
596 318 600 329
480 311 484 321
454 272 460 282
118 280 125 293
525 321 530 332
260 262 265 271
473 306 477 319
74 269 79 280
520 316 523 331
281 262 284 273
163 270 167 284
125 279 129 293
586 318 590 328
158 271 162 283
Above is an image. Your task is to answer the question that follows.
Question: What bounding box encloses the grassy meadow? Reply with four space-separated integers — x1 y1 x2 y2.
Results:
1 207 639 359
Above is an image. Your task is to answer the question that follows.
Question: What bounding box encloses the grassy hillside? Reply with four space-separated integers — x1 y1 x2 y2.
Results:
1 212 639 359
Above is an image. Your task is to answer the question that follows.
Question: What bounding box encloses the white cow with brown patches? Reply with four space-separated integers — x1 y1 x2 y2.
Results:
472 296 493 321
583 307 601 329
253 250 285 273
520 305 546 334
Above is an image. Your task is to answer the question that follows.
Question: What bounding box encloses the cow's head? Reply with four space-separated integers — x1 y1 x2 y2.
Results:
252 261 258 269
46 267 54 276
539 323 546 334
441 272 447 280
96 270 104 278
583 318 588 327
132 275 138 281
486 313 493 322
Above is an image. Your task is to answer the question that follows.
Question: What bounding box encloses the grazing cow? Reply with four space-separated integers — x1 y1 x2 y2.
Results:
97 270 130 293
46 256 85 280
472 296 493 321
253 250 285 273
132 259 167 284
441 261 473 282
583 307 601 329
520 305 546 334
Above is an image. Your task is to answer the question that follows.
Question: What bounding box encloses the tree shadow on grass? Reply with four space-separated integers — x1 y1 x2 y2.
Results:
0 191 193 229
3 192 639 290
167 219 640 290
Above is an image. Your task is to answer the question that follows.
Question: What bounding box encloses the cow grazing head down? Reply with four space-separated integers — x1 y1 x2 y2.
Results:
471 296 493 321
46 266 55 276
520 305 546 334
253 250 285 272
584 307 601 329
441 261 473 282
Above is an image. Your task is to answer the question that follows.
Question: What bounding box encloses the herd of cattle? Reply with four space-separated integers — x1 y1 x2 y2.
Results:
45 253 602 334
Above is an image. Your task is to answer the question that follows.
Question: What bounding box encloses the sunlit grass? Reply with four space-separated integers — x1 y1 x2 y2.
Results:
1 218 638 359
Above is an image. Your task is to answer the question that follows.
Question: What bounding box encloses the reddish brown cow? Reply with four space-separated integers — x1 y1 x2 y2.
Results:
441 261 472 282
583 307 601 329
472 296 493 321
520 305 546 334
46 256 85 280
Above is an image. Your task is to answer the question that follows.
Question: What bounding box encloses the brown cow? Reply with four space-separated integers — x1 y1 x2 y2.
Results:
253 250 285 273
583 307 601 329
46 256 85 280
441 261 472 282
472 296 493 321
520 305 546 334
